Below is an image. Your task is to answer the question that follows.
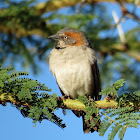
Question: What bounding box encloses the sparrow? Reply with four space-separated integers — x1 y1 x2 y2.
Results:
48 27 101 133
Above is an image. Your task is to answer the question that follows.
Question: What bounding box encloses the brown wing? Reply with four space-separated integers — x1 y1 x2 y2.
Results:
92 60 101 100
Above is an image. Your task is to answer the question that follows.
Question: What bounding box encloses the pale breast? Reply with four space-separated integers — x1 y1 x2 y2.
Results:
49 46 96 99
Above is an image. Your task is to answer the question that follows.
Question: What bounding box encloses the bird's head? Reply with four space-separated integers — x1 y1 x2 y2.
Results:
48 27 91 49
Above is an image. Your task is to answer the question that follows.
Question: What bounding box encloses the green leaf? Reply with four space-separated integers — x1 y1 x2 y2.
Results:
100 79 126 96
118 127 127 140
0 80 4 88
108 123 122 140
99 119 113 136
43 108 52 119
18 88 25 100
113 79 126 90
17 88 32 100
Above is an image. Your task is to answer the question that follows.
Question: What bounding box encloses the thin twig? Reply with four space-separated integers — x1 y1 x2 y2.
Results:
112 10 126 44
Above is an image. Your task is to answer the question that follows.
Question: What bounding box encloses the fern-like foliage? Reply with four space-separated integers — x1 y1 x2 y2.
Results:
99 106 140 140
78 95 100 126
78 79 140 140
98 80 140 140
1 67 140 139
0 66 65 128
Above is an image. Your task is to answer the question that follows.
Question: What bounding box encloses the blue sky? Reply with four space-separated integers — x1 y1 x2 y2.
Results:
1 62 140 140
0 2 140 140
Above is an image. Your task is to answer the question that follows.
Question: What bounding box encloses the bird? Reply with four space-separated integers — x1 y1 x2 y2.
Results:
48 27 101 133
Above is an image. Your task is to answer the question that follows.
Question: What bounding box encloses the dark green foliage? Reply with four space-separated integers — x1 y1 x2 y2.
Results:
118 127 127 140
99 105 140 140
78 96 99 120
108 123 122 140
120 91 140 102
77 79 140 139
99 119 114 136
0 66 65 128
98 80 140 140
0 0 53 73
99 79 125 96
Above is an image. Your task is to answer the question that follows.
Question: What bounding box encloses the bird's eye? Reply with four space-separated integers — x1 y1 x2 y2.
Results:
64 36 68 39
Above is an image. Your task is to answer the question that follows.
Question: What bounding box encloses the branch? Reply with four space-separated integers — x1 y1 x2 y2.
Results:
99 43 140 62
112 10 126 44
62 98 118 110
0 93 31 107
61 97 138 110
1 93 139 111
35 0 140 14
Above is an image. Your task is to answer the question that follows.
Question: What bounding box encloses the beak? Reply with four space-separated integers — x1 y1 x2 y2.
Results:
48 34 59 41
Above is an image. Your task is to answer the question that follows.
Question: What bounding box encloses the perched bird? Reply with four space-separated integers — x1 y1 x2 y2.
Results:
48 27 101 133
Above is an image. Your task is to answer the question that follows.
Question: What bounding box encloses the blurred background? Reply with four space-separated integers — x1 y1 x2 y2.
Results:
0 0 140 140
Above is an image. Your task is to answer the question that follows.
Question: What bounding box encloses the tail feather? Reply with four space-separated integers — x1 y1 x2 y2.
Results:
82 113 101 133
72 110 100 133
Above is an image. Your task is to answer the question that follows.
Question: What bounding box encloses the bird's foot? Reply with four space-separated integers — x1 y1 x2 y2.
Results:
56 96 70 101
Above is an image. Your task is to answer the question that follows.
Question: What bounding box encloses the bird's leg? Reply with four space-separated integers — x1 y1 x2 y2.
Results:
62 95 71 99
56 96 69 116
56 95 70 101
56 96 63 101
